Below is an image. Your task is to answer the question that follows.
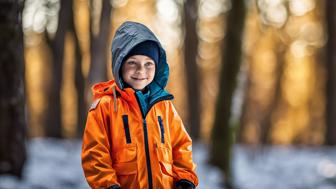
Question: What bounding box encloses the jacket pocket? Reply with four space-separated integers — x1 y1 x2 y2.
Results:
156 144 174 188
114 144 137 175
159 161 173 177
114 161 137 175
156 144 173 177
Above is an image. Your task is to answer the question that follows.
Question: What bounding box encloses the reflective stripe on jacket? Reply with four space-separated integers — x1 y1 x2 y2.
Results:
81 80 198 189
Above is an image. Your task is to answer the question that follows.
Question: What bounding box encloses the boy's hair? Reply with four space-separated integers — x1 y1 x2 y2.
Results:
123 41 159 65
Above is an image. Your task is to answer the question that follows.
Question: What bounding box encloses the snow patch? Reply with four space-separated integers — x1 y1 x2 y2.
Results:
1 139 336 189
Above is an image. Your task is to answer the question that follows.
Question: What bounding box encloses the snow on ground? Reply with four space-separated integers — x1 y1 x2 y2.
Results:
0 139 89 189
233 145 336 189
1 139 336 189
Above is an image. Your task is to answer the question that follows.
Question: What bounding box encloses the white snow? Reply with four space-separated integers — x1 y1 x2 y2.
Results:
233 145 336 189
1 139 336 189
0 139 89 189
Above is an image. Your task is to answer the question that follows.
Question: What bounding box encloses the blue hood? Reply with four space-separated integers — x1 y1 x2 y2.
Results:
111 21 169 91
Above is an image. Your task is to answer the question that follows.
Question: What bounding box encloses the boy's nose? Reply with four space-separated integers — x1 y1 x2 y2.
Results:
136 65 145 73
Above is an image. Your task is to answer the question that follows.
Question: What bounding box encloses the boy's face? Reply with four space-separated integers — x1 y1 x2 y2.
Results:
121 55 156 91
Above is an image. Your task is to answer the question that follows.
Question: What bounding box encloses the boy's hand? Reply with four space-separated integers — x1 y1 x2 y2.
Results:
107 185 120 189
175 179 195 189
176 186 193 189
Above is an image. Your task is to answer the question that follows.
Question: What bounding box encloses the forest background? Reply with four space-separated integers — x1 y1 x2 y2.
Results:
1 0 336 188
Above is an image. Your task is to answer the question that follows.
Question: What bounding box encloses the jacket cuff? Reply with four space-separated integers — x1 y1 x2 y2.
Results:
175 179 195 189
107 184 121 189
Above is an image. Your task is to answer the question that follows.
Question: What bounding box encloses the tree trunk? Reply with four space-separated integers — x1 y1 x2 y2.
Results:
74 32 86 138
69 8 86 138
88 0 112 85
44 0 73 138
0 0 26 177
325 0 336 145
210 0 246 188
182 0 201 139
260 42 285 144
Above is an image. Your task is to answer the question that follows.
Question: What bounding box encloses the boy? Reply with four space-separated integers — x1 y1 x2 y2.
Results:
81 21 198 189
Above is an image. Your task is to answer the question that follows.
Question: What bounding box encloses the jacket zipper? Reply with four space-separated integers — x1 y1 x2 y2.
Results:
135 94 173 189
143 119 153 189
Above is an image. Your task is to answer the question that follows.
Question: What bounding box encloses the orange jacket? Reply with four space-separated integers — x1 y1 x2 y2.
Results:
81 80 198 189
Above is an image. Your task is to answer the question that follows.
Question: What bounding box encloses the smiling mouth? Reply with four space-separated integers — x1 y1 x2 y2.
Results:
131 77 147 81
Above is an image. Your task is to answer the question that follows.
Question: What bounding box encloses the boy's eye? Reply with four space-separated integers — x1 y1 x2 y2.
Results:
127 61 136 65
145 62 154 67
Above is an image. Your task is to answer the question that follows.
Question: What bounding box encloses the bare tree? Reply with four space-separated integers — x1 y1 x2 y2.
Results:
0 0 26 177
259 43 285 144
239 30 286 145
210 0 246 188
325 0 336 145
88 0 112 85
182 0 201 139
44 0 113 137
44 0 73 138
68 3 86 137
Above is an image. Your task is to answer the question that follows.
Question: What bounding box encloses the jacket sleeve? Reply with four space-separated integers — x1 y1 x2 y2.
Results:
81 97 120 189
168 102 199 187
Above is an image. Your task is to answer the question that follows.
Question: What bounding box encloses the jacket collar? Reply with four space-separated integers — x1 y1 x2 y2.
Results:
91 80 173 116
